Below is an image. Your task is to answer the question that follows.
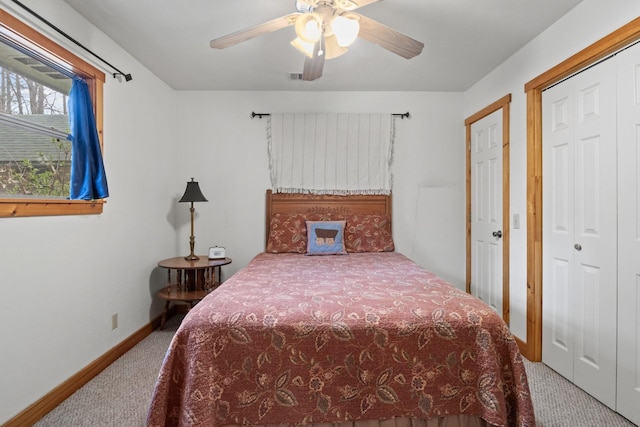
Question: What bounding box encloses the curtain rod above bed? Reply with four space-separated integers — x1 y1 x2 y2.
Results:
251 111 410 119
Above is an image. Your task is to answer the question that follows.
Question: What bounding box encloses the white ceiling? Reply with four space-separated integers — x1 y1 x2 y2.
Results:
61 0 583 92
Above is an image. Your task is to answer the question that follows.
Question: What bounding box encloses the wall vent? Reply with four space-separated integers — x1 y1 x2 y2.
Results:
289 72 303 80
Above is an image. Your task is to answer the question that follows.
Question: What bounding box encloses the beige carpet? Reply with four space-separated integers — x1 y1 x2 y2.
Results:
34 315 637 427
34 315 184 427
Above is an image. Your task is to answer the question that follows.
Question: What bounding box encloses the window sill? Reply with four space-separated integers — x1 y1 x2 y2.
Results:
0 198 105 217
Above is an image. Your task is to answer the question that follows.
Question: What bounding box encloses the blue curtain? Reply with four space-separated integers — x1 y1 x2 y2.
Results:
68 77 109 200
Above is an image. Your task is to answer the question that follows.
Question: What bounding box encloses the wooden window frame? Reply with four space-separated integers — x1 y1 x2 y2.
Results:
0 9 106 218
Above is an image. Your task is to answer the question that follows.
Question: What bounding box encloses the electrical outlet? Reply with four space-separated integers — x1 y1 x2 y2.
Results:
111 313 118 330
513 213 521 230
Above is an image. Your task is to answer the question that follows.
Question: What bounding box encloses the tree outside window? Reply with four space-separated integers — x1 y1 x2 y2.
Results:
0 39 73 198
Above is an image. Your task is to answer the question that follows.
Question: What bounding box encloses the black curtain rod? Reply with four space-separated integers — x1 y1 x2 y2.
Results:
252 111 411 119
11 0 132 82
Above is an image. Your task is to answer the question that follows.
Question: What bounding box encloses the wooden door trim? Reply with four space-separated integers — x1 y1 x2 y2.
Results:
524 16 640 362
465 94 512 326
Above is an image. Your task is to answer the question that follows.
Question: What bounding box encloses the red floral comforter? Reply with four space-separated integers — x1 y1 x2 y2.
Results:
147 252 535 427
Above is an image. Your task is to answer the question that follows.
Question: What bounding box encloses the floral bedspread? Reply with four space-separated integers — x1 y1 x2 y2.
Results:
147 252 535 427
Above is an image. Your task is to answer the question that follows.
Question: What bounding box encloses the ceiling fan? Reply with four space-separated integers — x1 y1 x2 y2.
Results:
209 0 424 81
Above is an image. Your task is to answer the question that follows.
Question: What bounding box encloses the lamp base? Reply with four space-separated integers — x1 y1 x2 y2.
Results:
184 254 200 261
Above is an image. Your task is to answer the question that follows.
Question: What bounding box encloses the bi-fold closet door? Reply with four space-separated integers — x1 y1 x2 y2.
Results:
616 43 640 425
542 42 640 424
542 52 617 409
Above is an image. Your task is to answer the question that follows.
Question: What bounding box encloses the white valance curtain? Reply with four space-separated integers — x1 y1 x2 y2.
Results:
267 113 395 195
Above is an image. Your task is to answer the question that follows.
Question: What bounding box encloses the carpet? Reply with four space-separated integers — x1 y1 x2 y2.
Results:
34 315 637 427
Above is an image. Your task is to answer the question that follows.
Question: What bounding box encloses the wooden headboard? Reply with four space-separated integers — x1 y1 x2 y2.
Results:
265 189 392 244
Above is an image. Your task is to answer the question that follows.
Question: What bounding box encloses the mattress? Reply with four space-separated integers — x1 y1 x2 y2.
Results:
147 252 535 427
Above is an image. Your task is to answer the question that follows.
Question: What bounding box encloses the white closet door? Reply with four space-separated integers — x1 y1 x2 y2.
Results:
616 42 640 425
542 57 618 409
470 109 503 314
571 58 618 409
542 79 575 380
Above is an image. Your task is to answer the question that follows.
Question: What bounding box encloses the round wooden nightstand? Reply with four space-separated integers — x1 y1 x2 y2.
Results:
156 256 231 328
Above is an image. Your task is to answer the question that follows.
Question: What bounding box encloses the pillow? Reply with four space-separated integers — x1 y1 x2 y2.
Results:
266 213 309 253
266 212 336 253
344 213 394 253
306 220 347 255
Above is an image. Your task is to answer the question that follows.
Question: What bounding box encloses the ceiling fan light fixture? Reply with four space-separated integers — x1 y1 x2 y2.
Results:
331 15 359 47
323 34 348 59
291 37 316 58
295 13 323 43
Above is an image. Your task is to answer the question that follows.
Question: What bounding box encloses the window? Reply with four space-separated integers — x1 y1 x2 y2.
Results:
0 9 105 217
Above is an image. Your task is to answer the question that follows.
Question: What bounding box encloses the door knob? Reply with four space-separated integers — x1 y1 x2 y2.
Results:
574 243 582 251
492 230 502 239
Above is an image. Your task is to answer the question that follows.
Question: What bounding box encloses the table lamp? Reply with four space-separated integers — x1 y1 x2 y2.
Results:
179 178 208 260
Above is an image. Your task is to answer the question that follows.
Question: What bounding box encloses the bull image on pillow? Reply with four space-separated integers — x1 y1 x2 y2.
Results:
314 227 339 245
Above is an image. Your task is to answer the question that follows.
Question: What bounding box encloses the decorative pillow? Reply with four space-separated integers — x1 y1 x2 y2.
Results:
266 212 336 253
344 213 395 253
305 220 347 255
266 213 309 253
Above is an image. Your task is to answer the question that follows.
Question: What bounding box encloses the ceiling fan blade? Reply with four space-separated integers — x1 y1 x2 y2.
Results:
210 13 299 49
302 42 325 81
355 14 424 59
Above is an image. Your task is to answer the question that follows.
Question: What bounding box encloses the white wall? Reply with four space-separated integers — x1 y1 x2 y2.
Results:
0 1 179 424
174 91 466 285
463 0 640 340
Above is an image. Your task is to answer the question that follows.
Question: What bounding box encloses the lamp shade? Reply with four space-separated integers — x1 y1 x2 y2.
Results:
332 15 359 47
323 34 348 59
291 37 316 58
295 13 322 43
179 178 208 203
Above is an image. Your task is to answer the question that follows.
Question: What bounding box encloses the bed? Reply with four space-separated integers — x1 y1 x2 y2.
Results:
147 191 535 427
